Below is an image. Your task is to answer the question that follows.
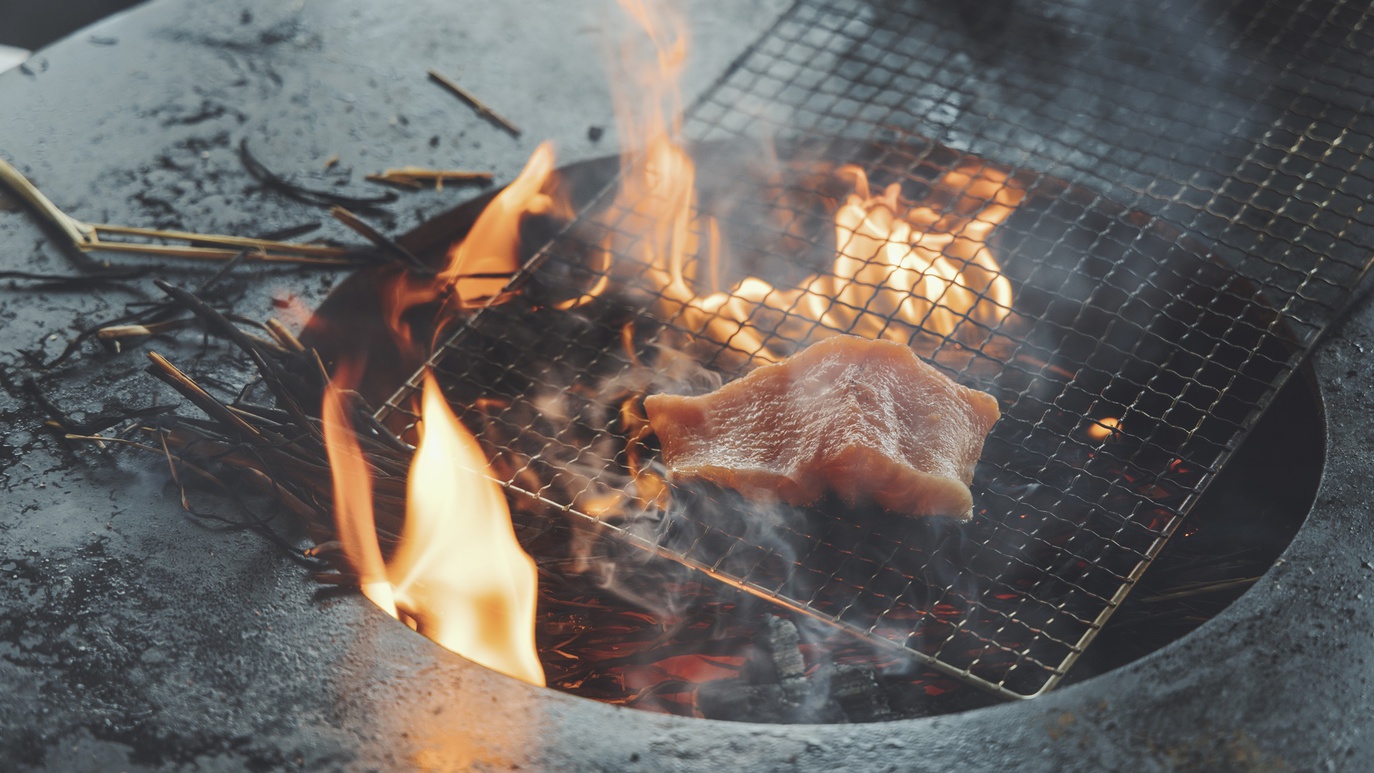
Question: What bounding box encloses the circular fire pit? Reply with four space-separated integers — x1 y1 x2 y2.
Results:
305 142 1326 723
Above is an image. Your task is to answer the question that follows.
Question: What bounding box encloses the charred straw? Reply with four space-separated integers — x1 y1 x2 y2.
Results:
329 206 429 272
238 138 398 211
44 275 737 688
0 266 155 287
24 250 252 369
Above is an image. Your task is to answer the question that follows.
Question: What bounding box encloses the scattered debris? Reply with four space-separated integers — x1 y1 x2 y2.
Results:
0 154 363 266
427 68 523 138
366 166 493 191
238 138 397 211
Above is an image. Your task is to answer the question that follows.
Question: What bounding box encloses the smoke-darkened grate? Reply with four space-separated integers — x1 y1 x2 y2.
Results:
378 0 1374 699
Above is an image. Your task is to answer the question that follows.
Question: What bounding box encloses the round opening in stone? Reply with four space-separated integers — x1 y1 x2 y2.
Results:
302 140 1323 723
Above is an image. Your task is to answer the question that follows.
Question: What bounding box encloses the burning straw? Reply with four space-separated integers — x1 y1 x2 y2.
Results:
57 275 770 711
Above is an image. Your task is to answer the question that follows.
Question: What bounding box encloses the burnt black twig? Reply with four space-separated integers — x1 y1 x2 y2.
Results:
26 250 257 369
330 206 429 273
66 404 180 436
0 266 155 287
22 377 74 429
20 377 176 438
238 138 398 210
255 222 323 242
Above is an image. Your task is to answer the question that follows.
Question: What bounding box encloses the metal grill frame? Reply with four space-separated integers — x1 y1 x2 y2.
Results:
376 0 1374 700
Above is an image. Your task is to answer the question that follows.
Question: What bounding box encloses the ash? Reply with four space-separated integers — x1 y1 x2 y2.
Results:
696 616 894 724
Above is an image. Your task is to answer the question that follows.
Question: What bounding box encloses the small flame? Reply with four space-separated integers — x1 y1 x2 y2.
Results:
377 141 562 352
321 370 398 617
440 141 559 304
325 371 544 686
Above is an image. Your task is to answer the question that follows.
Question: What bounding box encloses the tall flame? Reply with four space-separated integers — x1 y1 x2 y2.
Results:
324 372 544 686
389 373 545 686
606 0 705 336
323 143 556 689
606 1 1020 364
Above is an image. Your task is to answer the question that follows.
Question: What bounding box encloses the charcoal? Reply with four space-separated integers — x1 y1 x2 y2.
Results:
696 616 889 723
824 664 893 723
762 615 806 681
695 683 796 723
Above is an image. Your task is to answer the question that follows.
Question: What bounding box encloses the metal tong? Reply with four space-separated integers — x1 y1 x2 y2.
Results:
0 155 361 267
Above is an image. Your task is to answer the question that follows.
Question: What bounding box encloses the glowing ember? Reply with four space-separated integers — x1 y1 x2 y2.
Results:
1088 416 1123 441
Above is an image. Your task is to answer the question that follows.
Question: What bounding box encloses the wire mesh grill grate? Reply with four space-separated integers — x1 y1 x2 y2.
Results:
378 0 1374 699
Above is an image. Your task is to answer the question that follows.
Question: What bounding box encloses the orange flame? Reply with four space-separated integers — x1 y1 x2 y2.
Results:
323 141 558 689
323 13 610 677
321 371 398 617
324 370 544 686
378 141 561 352
440 141 559 304
388 373 545 686
604 2 1020 364
799 162 1019 342
654 163 1022 361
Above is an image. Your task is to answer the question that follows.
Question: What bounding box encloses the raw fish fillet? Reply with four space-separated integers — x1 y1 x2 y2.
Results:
644 336 1000 519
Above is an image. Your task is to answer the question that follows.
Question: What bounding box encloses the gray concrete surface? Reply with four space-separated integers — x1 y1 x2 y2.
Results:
1 0 1372 771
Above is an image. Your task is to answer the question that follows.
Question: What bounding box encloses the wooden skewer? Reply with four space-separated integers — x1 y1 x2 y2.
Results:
367 167 494 191
427 69 523 138
0 155 366 267
97 318 193 341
